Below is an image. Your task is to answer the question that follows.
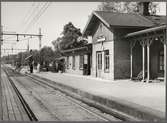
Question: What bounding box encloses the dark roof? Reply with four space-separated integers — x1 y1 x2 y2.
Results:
61 47 88 53
144 15 166 26
61 44 92 56
95 11 155 27
83 11 156 35
83 11 166 36
125 25 166 38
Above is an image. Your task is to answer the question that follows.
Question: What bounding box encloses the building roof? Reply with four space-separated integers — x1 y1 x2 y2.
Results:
95 11 155 27
144 15 166 26
83 11 156 36
61 47 88 53
125 25 166 38
83 11 166 36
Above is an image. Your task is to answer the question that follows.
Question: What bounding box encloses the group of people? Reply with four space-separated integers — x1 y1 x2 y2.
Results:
15 50 34 73
15 50 65 74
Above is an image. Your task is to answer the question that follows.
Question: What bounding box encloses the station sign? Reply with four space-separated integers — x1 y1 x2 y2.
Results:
97 35 106 42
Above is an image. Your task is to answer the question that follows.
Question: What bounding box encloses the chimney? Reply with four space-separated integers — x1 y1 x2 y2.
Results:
138 2 150 16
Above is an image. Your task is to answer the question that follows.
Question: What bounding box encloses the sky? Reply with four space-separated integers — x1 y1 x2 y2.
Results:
1 2 166 56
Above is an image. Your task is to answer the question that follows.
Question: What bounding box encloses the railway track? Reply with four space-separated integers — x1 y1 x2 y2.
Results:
1 67 38 121
23 75 116 121
3 66 122 121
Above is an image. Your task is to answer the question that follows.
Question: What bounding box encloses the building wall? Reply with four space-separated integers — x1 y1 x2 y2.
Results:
128 38 164 79
65 55 83 75
91 42 114 80
132 41 142 77
114 39 130 79
113 28 140 79
91 22 114 80
150 40 164 78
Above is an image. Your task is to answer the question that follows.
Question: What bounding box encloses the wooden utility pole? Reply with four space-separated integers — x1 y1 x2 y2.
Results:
38 28 42 72
39 28 42 50
27 38 30 51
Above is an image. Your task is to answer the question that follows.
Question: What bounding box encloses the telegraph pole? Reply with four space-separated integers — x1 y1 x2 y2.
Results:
39 28 42 72
39 28 42 50
27 38 30 51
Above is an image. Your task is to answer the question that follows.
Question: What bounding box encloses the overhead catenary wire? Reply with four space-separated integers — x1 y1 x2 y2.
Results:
2 36 35 42
24 2 48 32
1 42 16 45
3 36 16 40
18 36 36 42
20 2 36 26
24 2 50 32
2 3 48 56
22 2 42 32
24 2 51 33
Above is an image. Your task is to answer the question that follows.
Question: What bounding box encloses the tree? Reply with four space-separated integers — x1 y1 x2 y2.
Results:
60 22 82 50
98 2 159 15
31 50 40 66
52 37 62 51
40 46 54 67
15 52 25 67
52 22 88 51
51 37 63 59
15 50 40 66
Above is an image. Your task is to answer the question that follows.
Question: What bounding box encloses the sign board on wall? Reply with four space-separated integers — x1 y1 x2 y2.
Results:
97 35 105 42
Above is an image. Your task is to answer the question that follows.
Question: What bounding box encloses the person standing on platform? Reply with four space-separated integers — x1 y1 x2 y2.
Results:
29 50 34 73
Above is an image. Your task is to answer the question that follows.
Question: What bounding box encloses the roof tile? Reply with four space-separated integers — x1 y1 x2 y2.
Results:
95 11 155 27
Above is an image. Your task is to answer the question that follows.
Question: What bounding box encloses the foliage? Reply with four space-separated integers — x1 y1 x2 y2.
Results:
60 22 82 50
53 50 62 58
52 22 88 51
11 50 40 66
149 2 159 15
52 37 62 51
2 54 17 65
97 2 159 15
17 52 28 66
40 46 54 66
31 50 40 66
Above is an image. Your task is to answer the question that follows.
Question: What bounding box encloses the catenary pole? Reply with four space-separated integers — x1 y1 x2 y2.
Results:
39 28 42 72
39 28 42 50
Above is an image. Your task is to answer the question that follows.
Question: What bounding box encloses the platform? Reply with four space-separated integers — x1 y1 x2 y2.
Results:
0 69 30 121
32 71 165 120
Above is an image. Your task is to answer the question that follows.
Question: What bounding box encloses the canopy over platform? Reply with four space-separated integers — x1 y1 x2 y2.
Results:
125 25 166 38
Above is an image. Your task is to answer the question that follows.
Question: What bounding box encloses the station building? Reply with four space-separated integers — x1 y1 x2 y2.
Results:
62 44 92 75
63 2 166 82
82 3 166 82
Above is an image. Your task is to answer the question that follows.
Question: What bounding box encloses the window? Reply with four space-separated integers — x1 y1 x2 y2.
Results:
72 56 75 69
104 50 110 72
97 52 102 70
79 55 84 69
159 50 164 71
99 23 103 33
66 56 69 69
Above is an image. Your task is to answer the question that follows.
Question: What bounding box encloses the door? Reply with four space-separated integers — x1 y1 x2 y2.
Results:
158 50 164 77
96 51 102 77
